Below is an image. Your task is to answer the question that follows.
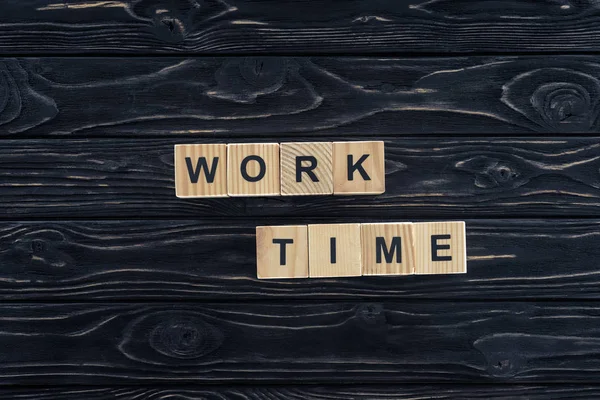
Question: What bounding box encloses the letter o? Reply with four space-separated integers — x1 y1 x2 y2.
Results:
240 155 266 182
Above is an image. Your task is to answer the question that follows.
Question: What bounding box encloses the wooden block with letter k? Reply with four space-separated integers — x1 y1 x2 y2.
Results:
174 144 228 198
333 141 385 195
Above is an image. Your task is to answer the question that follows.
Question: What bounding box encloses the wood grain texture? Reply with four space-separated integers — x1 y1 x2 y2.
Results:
1 385 600 399
3 1 600 54
280 142 333 196
414 221 467 275
1 302 600 384
256 225 308 279
361 223 415 276
308 223 362 278
174 144 228 198
4 57 600 136
1 219 600 300
5 138 600 218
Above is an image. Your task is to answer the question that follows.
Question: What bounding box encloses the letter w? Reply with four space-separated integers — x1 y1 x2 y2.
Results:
185 157 219 183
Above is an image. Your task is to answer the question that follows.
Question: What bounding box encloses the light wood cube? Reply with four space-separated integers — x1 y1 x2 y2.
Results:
256 225 308 279
228 143 280 197
280 142 333 196
414 221 467 275
361 223 415 275
308 223 362 278
333 141 385 195
174 144 228 198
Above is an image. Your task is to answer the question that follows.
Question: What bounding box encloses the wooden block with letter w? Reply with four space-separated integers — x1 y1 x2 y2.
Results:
174 144 227 198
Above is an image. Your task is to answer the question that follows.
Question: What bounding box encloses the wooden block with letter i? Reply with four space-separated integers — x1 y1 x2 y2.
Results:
228 143 280 197
361 223 415 276
414 221 467 275
256 225 308 279
280 142 333 196
308 224 362 278
333 141 385 195
174 144 227 198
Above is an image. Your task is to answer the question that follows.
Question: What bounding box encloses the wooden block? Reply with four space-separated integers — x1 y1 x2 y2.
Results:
361 223 415 276
333 141 385 195
174 144 228 198
280 142 333 196
308 224 361 278
228 143 280 197
414 221 467 275
256 225 308 279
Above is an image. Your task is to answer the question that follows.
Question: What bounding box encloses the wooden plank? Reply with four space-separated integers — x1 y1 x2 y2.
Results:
3 1 600 54
0 219 598 301
2 137 600 218
1 385 599 399
3 56 600 137
1 301 600 384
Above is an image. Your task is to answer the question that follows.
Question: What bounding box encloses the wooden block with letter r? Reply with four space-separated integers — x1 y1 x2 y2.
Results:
174 144 227 198
308 223 362 278
333 141 385 195
280 142 333 196
228 143 280 197
256 225 308 279
361 222 415 275
414 221 467 275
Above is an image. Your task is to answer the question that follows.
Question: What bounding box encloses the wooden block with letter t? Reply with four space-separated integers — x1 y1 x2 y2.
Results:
414 221 467 275
228 143 280 197
280 142 333 196
333 141 385 195
361 222 415 276
308 223 362 278
174 144 227 198
256 225 308 279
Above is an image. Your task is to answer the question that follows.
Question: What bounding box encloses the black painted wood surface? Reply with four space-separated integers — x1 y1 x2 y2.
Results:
1 385 599 399
3 1 600 395
2 302 600 384
3 1 600 54
3 137 600 218
3 56 600 137
0 219 597 301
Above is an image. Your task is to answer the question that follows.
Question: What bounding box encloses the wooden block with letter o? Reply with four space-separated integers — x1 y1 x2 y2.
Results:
333 141 385 195
361 222 415 276
174 144 228 198
414 221 466 275
228 143 280 197
256 225 308 279
308 223 362 278
280 142 333 196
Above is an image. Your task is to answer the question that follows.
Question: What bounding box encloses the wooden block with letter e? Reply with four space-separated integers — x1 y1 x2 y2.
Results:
333 141 385 195
174 144 227 198
308 223 362 278
280 142 333 196
414 221 467 275
361 222 415 276
228 143 280 197
256 225 308 279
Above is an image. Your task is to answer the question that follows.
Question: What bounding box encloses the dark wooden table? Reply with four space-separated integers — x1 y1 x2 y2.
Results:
2 1 600 398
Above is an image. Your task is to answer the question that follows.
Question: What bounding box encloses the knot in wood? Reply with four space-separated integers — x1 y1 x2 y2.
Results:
455 156 520 189
148 313 223 360
356 303 386 326
502 67 600 132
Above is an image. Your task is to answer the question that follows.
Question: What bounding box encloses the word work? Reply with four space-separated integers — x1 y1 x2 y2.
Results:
174 141 385 197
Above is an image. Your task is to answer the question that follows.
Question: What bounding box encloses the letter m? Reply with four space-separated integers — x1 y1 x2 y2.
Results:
376 236 402 264
185 157 219 184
